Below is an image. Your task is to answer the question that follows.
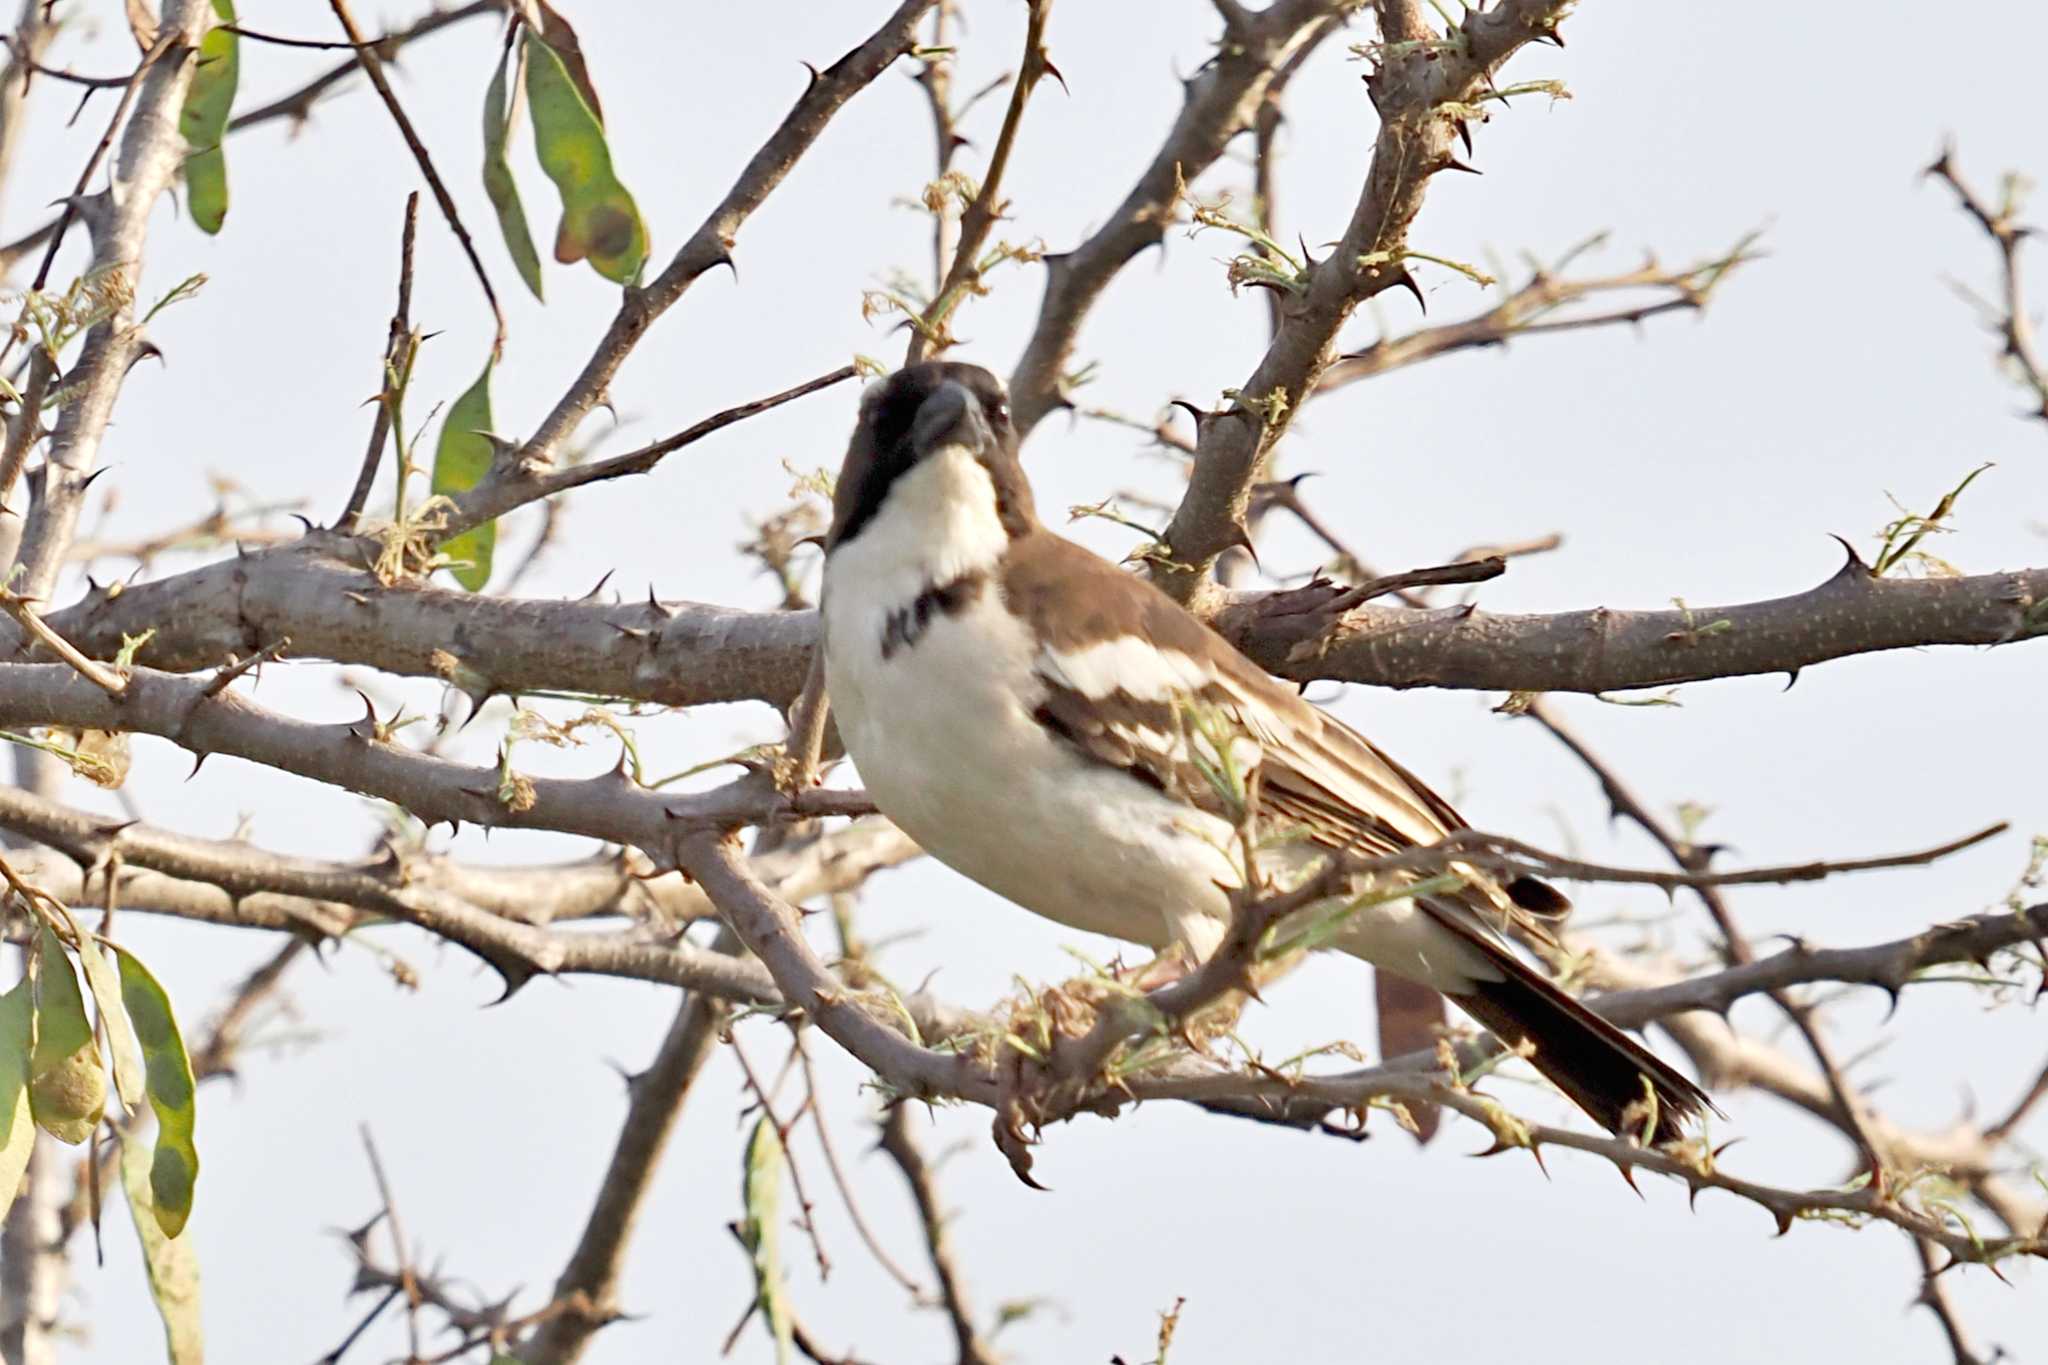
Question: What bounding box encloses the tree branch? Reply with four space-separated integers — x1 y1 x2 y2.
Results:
3 1 207 629
499 0 938 479
1158 0 1576 608
1314 233 1759 395
519 991 724 1365
1008 0 1353 435
1927 146 2048 427
38 535 2048 706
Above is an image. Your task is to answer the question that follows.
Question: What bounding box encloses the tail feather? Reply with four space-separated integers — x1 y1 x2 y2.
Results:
1443 933 1712 1144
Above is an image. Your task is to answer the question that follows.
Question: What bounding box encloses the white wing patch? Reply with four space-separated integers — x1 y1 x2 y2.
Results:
1036 638 1214 702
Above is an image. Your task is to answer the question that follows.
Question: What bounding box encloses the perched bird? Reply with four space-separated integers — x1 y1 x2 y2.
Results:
820 360 1710 1142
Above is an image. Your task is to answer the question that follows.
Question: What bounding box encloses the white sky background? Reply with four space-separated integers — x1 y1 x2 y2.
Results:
7 1 2046 1361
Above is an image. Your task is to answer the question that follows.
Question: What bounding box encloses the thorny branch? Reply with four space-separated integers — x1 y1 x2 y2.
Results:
1156 0 1581 610
0 4 2038 1359
1928 146 2048 427
32 535 2048 706
1314 233 1759 395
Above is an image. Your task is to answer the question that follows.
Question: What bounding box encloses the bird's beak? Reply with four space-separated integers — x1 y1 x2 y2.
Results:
910 380 993 459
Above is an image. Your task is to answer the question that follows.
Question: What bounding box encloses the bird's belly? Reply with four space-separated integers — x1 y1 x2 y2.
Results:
826 603 1237 951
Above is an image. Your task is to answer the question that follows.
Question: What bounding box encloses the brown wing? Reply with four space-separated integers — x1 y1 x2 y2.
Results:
1003 530 1568 940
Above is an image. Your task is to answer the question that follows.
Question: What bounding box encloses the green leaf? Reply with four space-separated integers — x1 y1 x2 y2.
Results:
28 925 105 1145
430 361 497 592
76 931 146 1113
123 1129 204 1365
115 946 199 1238
484 49 544 301
533 2 603 123
178 0 239 235
0 978 35 1220
524 30 647 284
738 1115 793 1365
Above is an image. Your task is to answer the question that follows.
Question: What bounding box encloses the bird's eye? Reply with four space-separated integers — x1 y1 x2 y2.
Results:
988 396 1010 424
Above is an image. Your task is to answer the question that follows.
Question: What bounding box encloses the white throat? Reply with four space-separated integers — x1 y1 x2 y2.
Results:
823 445 1009 623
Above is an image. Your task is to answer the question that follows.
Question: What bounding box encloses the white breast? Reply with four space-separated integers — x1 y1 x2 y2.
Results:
821 449 1241 953
820 449 1496 989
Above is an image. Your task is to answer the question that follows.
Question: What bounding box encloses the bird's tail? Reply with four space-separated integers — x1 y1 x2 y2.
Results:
1442 929 1712 1144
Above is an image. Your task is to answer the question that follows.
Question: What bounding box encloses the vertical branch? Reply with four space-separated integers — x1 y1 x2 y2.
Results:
359 1127 425 1361
520 992 725 1365
0 747 66 1365
337 192 421 531
5 0 208 620
0 0 59 221
878 1108 996 1365
0 1133 64 1365
906 0 1055 363
326 0 506 358
912 3 960 292
1250 13 1344 342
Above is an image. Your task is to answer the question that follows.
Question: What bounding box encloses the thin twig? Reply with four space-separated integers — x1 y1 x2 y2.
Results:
906 0 1055 361
222 23 384 51
199 635 289 699
1927 146 2048 426
0 29 175 382
327 0 506 358
0 3 500 274
1526 698 1893 1177
878 1107 998 1365
339 192 420 532
728 1031 831 1280
358 1126 425 1363
791 1031 930 1303
441 364 858 537
0 590 126 695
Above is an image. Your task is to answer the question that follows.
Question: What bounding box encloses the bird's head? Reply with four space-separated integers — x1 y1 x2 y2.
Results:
826 361 1034 553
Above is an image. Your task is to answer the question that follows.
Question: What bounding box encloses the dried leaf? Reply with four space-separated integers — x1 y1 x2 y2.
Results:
116 945 199 1238
28 925 106 1145
179 0 240 235
430 361 498 592
739 1115 793 1365
123 1129 204 1364
524 30 647 284
483 46 544 301
0 979 35 1220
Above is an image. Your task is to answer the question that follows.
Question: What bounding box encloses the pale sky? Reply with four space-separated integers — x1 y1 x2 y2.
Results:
9 2 2045 1362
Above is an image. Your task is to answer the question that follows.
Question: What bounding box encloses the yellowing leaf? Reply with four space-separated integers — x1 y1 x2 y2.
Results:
484 48 544 301
524 30 647 284
534 2 603 123
739 1115 793 1365
123 1129 204 1364
0 979 35 1219
430 361 497 592
76 930 146 1113
178 0 239 235
29 925 105 1145
116 946 199 1238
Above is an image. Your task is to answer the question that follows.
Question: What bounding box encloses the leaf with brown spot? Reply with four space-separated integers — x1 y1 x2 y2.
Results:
523 29 647 284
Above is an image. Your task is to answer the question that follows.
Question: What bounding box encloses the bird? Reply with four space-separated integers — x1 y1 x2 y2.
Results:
819 359 1711 1142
